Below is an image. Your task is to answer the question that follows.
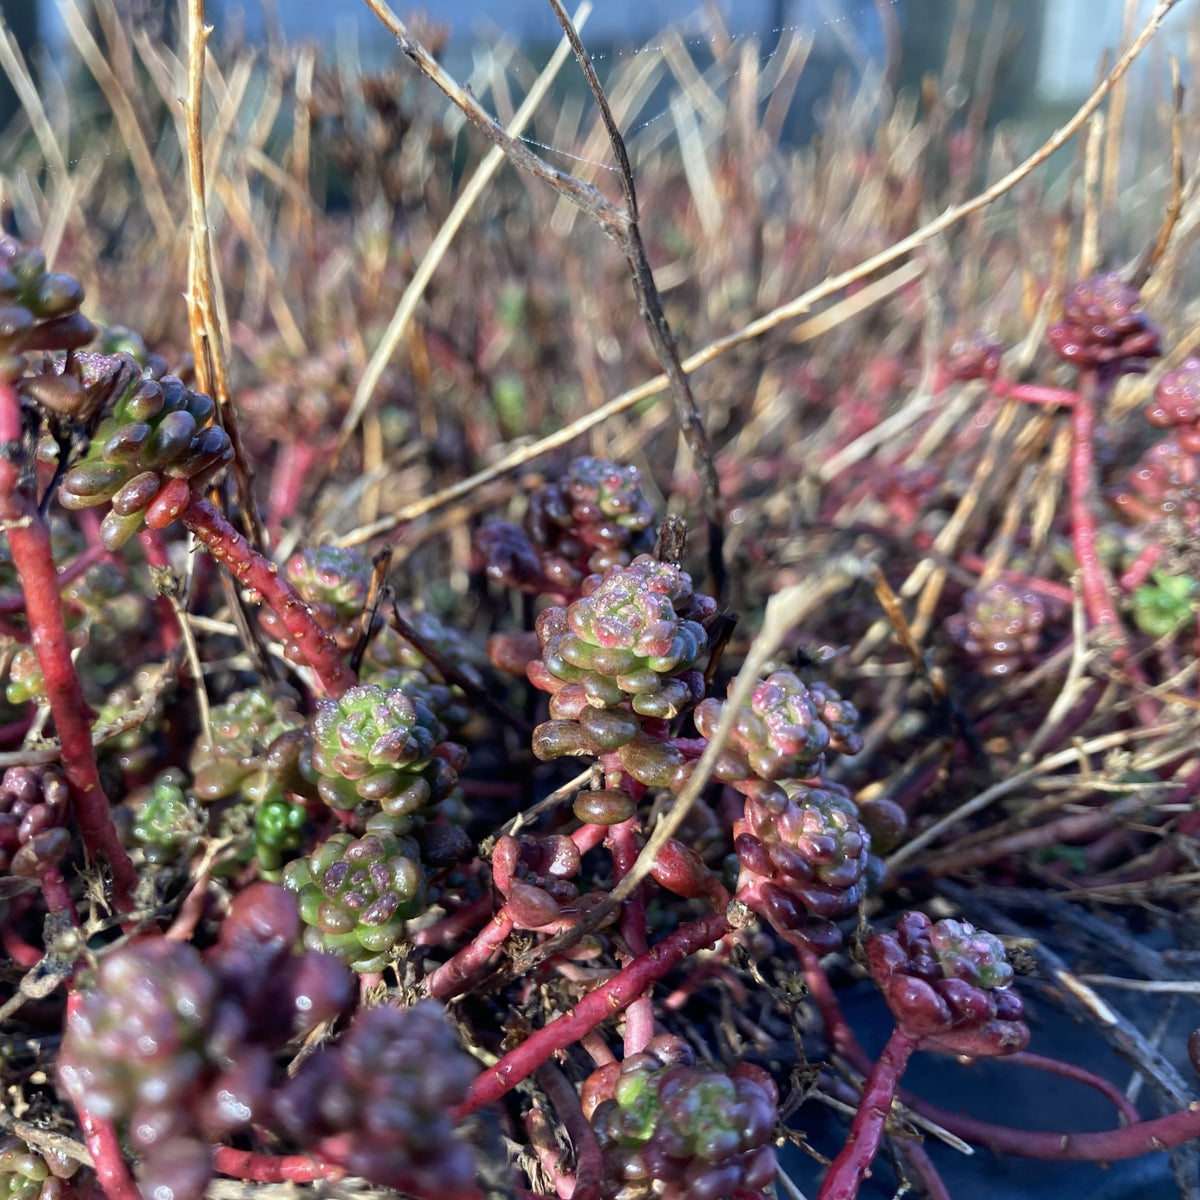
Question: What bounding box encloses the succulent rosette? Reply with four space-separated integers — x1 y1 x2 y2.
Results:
129 769 205 866
945 580 1047 677
1111 436 1200 530
1146 357 1200 451
57 887 353 1200
691 670 831 803
282 820 425 971
584 1036 778 1200
529 555 713 716
734 781 872 954
1047 273 1161 376
189 687 307 803
867 911 1029 1057
361 608 486 728
309 683 464 816
0 1136 81 1200
276 1002 478 1195
943 330 1003 383
53 354 233 549
477 455 657 595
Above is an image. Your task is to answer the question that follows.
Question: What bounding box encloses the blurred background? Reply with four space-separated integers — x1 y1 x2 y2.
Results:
17 0 1194 137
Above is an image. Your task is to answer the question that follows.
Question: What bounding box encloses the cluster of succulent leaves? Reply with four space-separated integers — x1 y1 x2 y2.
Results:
0 237 93 380
584 1035 778 1200
56 885 355 1200
868 911 1029 1057
44 352 233 550
477 455 657 596
0 1136 80 1200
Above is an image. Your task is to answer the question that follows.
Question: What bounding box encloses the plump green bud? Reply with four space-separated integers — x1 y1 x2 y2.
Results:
1131 569 1197 637
310 683 463 817
283 825 425 972
254 795 308 877
530 556 713 715
130 769 205 865
190 688 306 803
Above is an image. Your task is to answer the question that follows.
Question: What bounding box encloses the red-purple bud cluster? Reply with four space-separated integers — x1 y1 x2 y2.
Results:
943 330 1003 383
0 766 70 879
734 781 872 954
276 1001 478 1197
476 456 656 596
57 885 353 1200
1146 358 1200 452
867 911 1029 1057
0 237 94 381
583 1035 778 1200
1047 274 1161 377
1110 437 1200 531
945 579 1047 677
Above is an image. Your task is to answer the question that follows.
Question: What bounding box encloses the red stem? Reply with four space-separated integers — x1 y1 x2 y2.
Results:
453 911 731 1116
992 379 1079 407
137 528 180 654
0 381 136 910
39 863 75 915
180 496 357 697
1119 543 1163 593
1005 1051 1141 1126
908 1093 1200 1161
1070 371 1125 651
817 1026 920 1200
211 1145 343 1184
425 908 515 1000
608 816 655 1057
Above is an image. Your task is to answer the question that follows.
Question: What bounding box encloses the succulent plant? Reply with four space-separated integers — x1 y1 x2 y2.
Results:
529 556 713 716
943 330 1003 383
0 766 71 879
189 687 307 804
4 644 45 707
0 237 94 380
1131 569 1197 637
867 911 1029 1057
259 543 375 661
1146 357 1200 452
276 1001 478 1195
57 887 353 1200
690 670 831 803
52 354 233 549
282 819 425 971
584 1035 778 1200
361 608 487 728
734 781 872 954
946 580 1048 677
1047 273 1161 377
1110 437 1200 530
254 792 309 877
0 1136 80 1200
309 682 464 817
129 769 205 866
477 456 657 595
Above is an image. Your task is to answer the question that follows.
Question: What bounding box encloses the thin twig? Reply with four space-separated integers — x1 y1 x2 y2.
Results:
184 0 267 552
